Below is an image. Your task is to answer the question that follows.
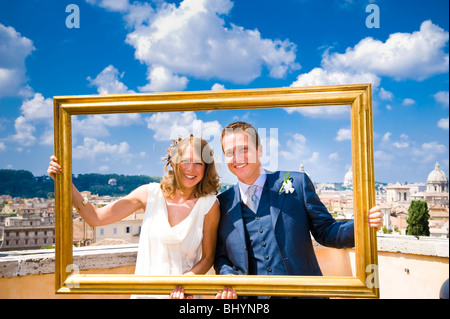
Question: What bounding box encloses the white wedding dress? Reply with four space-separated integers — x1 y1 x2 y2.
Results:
131 183 217 299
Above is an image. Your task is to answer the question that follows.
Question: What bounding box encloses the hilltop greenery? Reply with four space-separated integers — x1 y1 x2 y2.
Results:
0 169 161 198
0 169 54 199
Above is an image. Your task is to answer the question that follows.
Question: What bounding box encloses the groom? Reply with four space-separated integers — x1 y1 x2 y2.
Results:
214 121 382 299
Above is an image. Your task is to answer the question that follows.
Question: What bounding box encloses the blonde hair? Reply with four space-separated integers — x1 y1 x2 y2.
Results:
160 136 220 198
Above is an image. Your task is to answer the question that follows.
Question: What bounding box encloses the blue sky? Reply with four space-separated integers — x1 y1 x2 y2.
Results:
0 0 448 185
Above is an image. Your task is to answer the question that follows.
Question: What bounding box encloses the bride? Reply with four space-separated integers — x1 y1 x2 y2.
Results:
48 136 221 299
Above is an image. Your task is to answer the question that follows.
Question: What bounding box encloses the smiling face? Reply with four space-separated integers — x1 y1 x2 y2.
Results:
160 136 220 199
176 143 206 191
222 131 263 185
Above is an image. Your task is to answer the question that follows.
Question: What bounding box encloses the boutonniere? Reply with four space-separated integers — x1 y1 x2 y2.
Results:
279 172 295 194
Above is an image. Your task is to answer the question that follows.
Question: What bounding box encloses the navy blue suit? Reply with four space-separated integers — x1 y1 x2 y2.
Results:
214 171 355 277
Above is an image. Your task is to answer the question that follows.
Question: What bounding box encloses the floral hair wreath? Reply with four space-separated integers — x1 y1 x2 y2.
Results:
162 135 194 172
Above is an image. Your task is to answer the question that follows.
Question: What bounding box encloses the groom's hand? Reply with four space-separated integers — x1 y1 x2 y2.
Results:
215 286 237 299
368 206 383 230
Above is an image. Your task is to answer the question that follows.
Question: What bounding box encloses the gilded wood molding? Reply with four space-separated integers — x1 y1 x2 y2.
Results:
53 84 378 298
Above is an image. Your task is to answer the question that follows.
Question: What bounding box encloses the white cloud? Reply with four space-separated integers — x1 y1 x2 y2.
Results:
211 83 226 90
124 2 155 28
146 112 194 141
374 150 393 162
335 128 351 141
87 65 134 94
321 20 449 81
39 128 54 146
145 111 222 142
86 0 157 28
99 165 110 172
0 118 8 132
393 141 409 148
285 104 350 119
402 98 416 106
438 118 449 130
19 92 53 121
329 152 340 161
8 93 53 146
85 0 130 12
138 65 188 92
280 133 308 160
0 23 35 97
122 0 299 90
434 91 449 107
87 0 300 91
411 141 446 163
5 44 142 150
380 132 410 149
378 87 393 101
289 20 449 119
288 67 375 118
307 151 320 164
72 113 143 138
382 132 391 143
72 116 109 138
72 137 130 159
291 67 380 88
11 116 36 146
422 142 445 153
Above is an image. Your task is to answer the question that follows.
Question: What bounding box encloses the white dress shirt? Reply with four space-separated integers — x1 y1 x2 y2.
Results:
238 172 267 205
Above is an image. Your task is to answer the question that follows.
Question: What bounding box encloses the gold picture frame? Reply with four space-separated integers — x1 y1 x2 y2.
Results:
53 83 379 298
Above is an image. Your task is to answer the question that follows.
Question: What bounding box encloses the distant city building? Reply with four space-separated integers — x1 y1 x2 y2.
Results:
299 163 305 173
72 192 144 246
426 162 448 193
2 216 54 250
411 162 449 232
94 210 144 244
386 183 411 203
0 197 55 251
73 216 94 247
343 167 352 188
411 162 449 206
299 163 310 179
379 162 449 237
305 161 448 238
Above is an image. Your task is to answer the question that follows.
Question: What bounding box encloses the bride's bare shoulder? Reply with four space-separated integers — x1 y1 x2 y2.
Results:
126 184 152 208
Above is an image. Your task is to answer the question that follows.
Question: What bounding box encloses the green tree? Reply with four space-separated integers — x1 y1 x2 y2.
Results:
406 200 430 236
0 169 161 198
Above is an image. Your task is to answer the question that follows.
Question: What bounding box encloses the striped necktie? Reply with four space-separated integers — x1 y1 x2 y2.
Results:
246 185 260 213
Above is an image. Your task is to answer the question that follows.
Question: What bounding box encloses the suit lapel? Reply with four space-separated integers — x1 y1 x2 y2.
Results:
268 171 285 231
226 184 249 271
228 184 247 247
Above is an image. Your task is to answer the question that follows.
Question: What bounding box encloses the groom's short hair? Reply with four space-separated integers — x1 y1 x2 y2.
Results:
221 121 260 151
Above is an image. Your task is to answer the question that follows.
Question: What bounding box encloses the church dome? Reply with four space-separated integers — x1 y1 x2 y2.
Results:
343 167 352 187
299 163 310 178
427 162 448 183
